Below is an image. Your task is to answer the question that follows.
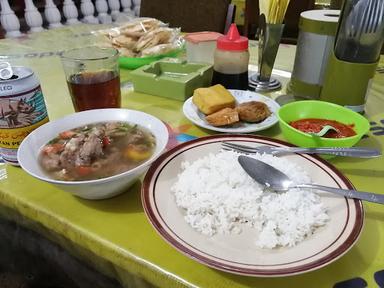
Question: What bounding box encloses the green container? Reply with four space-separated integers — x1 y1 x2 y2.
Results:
131 60 213 101
320 50 378 113
278 100 370 148
119 48 183 70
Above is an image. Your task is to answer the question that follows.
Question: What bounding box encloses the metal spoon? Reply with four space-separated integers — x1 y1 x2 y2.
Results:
307 125 339 137
238 155 384 204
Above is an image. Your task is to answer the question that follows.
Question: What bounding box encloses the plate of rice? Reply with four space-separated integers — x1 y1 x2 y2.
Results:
141 135 364 276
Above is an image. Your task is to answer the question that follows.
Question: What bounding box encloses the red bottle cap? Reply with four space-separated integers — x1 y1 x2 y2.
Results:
217 24 248 51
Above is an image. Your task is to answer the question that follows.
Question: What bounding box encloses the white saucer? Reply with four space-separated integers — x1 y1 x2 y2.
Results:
182 89 280 133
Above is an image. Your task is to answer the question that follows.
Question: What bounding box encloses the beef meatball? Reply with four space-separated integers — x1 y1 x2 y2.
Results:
236 101 271 123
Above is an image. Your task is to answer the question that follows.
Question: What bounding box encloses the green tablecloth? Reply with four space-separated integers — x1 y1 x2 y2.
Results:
0 25 383 288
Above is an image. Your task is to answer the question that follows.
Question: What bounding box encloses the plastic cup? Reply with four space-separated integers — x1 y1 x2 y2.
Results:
61 47 121 112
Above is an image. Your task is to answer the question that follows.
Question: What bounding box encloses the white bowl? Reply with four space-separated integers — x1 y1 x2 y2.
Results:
18 109 169 200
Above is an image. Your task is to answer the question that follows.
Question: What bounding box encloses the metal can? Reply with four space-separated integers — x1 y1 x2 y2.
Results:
0 66 49 165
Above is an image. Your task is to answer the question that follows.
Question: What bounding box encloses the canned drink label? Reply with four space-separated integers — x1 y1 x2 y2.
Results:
0 85 48 150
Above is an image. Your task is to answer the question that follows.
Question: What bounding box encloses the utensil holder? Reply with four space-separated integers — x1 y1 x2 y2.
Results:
249 15 284 92
334 0 384 64
319 50 378 113
286 9 340 100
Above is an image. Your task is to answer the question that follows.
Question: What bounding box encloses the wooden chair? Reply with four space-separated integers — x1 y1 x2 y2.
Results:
243 0 315 43
139 0 235 33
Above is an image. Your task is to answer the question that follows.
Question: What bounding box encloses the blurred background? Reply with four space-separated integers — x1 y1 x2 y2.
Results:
2 0 339 40
4 0 382 54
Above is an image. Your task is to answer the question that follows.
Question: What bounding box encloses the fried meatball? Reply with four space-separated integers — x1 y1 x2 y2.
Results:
236 101 271 123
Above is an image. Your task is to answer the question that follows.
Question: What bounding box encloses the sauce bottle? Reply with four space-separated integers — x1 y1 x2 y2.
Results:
212 24 249 90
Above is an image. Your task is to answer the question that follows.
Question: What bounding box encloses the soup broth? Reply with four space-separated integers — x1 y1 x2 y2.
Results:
39 121 156 181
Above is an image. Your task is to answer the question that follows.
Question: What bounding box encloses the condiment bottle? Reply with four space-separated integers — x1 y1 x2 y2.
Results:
185 32 223 64
212 24 249 90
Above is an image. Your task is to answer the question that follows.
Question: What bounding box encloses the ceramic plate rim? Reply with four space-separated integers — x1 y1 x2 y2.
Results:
182 90 280 133
141 135 364 277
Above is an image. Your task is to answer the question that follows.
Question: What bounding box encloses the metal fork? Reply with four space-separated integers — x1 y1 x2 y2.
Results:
367 0 384 34
350 0 384 44
221 142 382 158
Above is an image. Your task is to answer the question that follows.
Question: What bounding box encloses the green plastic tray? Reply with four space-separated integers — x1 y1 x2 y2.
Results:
131 60 213 101
118 48 184 70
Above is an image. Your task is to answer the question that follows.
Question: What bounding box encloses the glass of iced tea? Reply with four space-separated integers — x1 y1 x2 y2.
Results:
61 47 121 112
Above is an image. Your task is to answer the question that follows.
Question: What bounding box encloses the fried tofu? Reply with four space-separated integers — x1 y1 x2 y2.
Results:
192 84 236 115
205 108 239 126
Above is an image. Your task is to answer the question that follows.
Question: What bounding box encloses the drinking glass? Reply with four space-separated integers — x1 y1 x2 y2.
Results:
61 47 121 112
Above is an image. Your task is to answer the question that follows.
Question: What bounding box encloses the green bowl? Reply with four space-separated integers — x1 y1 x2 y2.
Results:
277 100 370 148
119 48 184 70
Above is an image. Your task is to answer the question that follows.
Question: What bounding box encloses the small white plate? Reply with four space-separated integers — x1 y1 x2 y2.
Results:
182 90 280 133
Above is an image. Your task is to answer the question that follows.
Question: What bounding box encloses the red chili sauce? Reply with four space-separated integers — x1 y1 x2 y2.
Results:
289 118 356 138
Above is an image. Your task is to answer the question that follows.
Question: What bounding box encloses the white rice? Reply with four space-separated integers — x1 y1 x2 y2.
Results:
171 151 329 249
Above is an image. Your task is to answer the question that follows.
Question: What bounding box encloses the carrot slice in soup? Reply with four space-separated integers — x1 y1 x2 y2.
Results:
75 166 93 176
59 130 77 139
42 143 65 154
